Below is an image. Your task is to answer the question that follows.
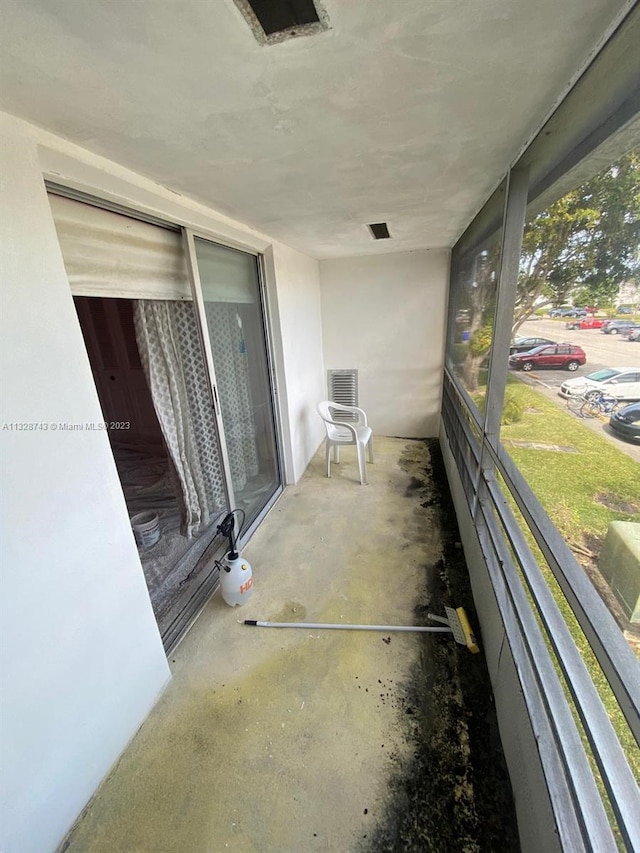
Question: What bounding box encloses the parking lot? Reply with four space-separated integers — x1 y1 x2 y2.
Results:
512 317 640 462
521 317 639 373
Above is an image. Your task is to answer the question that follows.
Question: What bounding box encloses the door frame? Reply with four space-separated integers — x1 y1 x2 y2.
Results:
47 182 286 647
182 227 285 545
182 228 236 512
46 181 286 521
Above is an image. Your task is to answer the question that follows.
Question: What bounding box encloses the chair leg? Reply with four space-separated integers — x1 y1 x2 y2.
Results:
367 437 374 464
333 446 340 464
326 440 331 478
357 443 368 485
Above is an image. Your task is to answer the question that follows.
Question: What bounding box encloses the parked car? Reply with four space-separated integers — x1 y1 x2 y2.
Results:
549 307 586 318
565 317 606 330
509 344 585 372
559 367 640 401
509 336 557 355
618 306 633 314
601 320 640 335
627 328 640 342
608 401 640 443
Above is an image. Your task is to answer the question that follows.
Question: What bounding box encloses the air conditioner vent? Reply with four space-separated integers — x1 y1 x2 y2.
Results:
327 369 358 421
367 222 391 240
234 0 329 44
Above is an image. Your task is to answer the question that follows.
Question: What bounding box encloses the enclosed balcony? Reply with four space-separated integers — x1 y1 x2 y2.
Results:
0 2 639 852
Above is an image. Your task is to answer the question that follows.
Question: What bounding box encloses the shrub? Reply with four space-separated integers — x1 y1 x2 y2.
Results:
469 324 493 356
501 392 524 425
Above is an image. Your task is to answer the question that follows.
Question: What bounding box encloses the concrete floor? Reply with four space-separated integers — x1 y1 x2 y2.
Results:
61 437 502 853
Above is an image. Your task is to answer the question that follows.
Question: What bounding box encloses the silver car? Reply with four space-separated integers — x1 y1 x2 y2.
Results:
559 367 640 401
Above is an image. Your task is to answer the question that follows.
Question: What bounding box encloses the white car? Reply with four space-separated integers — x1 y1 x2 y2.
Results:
559 367 640 401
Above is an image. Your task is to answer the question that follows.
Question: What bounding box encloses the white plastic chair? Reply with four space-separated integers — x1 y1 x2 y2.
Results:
317 401 374 485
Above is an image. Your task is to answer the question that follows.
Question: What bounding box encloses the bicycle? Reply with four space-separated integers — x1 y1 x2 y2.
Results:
579 390 620 419
566 393 589 415
565 390 620 418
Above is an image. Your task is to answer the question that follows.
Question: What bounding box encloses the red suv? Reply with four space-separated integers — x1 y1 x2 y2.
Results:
508 344 586 372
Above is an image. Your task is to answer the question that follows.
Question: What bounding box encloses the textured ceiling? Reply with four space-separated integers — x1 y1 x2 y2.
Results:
0 0 629 257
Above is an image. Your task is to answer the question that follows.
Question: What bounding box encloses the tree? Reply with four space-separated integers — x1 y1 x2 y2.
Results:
458 244 498 392
513 150 640 333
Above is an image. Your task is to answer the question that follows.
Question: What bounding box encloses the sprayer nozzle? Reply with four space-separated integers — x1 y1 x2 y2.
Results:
217 514 235 538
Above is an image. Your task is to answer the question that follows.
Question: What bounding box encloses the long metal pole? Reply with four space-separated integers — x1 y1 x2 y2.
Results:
243 620 452 633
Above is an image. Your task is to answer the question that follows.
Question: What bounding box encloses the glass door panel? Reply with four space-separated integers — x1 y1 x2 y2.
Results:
191 236 281 529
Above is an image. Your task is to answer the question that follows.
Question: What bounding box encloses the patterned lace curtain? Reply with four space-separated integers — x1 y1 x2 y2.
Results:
204 302 259 492
133 300 226 537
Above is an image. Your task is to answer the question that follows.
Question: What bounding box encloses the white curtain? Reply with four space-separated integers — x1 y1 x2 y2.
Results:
133 300 226 537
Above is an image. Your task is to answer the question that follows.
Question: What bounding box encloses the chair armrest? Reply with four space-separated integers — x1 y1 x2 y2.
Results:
352 406 367 426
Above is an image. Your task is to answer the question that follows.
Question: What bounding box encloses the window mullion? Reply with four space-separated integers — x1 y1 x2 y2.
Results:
482 164 529 447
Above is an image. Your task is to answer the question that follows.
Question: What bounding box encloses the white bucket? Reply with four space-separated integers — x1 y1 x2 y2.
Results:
131 511 161 550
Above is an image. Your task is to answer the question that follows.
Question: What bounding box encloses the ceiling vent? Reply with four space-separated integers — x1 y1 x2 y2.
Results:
368 222 391 240
234 0 329 45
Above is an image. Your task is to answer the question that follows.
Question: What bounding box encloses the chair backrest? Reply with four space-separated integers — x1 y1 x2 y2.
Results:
317 401 334 422
317 401 355 442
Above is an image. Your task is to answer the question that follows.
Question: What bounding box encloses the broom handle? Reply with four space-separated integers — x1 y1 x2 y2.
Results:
243 620 452 633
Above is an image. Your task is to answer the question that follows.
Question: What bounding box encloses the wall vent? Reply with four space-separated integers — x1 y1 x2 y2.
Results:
368 222 391 240
327 369 358 421
234 0 329 44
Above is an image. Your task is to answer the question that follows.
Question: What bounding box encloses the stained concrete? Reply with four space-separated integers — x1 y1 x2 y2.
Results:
60 437 517 852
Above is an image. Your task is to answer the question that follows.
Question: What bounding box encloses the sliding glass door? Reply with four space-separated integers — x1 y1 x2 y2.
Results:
50 189 282 650
186 233 281 532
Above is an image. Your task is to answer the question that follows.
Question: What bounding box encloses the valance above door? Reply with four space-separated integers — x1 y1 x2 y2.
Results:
49 192 259 304
48 192 192 301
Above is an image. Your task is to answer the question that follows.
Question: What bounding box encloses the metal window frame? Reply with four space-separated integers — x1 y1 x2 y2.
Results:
441 6 640 846
484 461 640 849
475 485 615 851
442 375 640 849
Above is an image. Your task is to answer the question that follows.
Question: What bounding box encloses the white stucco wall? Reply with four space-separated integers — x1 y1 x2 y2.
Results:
266 244 325 483
0 115 171 853
319 251 450 437
0 111 325 852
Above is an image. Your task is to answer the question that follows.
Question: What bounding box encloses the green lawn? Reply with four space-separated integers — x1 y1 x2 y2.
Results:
499 382 640 548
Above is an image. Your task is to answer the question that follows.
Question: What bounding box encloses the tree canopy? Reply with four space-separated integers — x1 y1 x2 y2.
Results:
453 149 639 393
513 149 640 331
